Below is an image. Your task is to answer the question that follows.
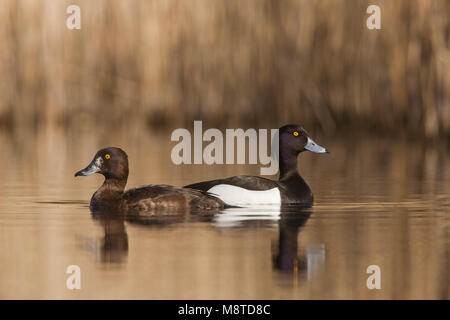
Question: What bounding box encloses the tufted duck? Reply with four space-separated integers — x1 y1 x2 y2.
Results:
184 124 329 206
75 147 226 214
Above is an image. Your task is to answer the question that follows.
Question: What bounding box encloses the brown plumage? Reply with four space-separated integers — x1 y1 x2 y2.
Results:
75 147 226 215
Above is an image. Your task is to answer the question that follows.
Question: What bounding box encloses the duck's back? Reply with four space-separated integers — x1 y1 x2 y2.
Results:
123 184 225 214
185 175 279 191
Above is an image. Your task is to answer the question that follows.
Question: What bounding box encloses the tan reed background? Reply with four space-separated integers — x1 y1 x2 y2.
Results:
0 0 449 138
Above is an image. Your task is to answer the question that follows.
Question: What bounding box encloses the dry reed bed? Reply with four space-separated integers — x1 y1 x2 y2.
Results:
0 0 449 138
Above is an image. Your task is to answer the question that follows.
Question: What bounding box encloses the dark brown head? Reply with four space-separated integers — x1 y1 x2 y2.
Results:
278 124 328 178
279 124 329 155
75 147 129 181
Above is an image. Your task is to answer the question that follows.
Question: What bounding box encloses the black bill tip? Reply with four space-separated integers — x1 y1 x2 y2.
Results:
74 162 100 177
74 170 84 177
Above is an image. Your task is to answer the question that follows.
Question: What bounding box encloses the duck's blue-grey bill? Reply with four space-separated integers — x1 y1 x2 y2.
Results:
75 162 100 177
304 137 329 153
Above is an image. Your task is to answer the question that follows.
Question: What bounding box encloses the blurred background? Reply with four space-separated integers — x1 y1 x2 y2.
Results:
0 0 449 300
0 0 449 139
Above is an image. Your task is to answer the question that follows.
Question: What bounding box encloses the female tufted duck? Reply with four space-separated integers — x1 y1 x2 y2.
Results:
75 147 226 214
184 124 329 206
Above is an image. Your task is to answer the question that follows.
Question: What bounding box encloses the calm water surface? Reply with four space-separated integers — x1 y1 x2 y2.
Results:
0 128 448 299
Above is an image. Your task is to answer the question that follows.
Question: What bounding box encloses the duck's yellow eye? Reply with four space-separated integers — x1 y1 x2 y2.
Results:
293 131 299 137
105 154 111 159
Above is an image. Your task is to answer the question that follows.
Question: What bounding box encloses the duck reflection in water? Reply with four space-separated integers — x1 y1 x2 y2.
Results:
272 209 325 283
272 212 310 272
91 203 129 264
88 200 218 265
214 205 325 283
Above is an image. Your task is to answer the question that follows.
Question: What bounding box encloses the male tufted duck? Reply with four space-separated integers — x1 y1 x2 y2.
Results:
184 124 329 206
75 147 226 214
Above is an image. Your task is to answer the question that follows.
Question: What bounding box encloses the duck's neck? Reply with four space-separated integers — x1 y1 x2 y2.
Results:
90 174 128 210
94 177 127 201
103 177 127 192
279 148 300 180
103 177 127 193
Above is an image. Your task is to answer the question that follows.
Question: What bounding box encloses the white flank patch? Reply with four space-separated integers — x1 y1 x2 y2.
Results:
207 184 281 206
